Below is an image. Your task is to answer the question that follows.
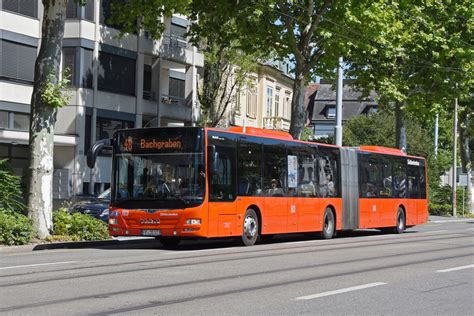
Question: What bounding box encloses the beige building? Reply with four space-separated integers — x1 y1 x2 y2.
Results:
231 62 294 131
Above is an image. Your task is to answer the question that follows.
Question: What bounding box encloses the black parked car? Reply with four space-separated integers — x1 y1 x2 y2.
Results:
70 189 110 222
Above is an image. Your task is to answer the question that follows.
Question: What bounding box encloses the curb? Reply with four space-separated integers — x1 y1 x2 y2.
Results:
0 237 156 254
429 218 474 224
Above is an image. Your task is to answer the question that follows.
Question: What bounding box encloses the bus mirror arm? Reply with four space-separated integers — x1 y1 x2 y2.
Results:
87 138 112 169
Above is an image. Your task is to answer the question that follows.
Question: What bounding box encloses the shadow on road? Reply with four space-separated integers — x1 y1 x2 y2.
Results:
31 228 416 252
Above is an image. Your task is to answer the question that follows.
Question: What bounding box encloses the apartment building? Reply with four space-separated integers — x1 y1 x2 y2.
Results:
0 0 203 200
232 61 294 131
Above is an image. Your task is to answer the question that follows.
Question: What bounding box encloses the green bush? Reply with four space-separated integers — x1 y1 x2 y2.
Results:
0 209 34 245
0 159 25 213
52 209 109 241
428 203 452 216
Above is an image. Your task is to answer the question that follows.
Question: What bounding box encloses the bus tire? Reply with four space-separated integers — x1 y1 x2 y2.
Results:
240 209 259 246
321 208 335 239
393 208 406 234
158 237 180 249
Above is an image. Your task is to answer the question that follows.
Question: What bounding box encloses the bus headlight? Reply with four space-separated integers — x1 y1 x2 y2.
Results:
186 218 201 225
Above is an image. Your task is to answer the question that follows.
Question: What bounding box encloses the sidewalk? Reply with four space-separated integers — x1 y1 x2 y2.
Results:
429 215 474 223
0 236 155 255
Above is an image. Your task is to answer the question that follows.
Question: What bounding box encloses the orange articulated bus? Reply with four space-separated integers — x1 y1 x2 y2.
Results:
87 126 428 247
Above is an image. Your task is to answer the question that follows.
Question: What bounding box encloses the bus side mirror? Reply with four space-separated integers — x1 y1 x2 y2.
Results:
87 138 112 169
207 145 217 175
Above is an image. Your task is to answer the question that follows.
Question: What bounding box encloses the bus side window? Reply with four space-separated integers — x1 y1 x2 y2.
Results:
263 143 287 196
358 154 379 198
318 148 339 198
393 158 407 198
209 150 235 201
408 164 420 199
379 159 392 198
238 140 262 196
419 164 427 199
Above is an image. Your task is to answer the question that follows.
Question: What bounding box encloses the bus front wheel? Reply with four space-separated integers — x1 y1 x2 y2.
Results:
240 209 259 246
321 208 335 239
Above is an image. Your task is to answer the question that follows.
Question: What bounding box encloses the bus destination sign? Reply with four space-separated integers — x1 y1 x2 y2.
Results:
116 128 203 154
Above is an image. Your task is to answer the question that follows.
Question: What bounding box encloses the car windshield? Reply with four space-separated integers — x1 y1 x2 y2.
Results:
113 153 205 208
97 189 111 200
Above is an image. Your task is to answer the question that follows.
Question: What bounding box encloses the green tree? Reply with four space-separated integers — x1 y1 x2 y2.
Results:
343 0 473 211
342 110 451 198
187 5 260 127
181 1 370 139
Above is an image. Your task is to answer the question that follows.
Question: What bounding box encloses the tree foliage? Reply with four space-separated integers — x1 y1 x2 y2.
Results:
0 160 25 213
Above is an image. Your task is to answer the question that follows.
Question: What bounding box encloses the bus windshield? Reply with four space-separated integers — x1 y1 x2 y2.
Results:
112 128 205 209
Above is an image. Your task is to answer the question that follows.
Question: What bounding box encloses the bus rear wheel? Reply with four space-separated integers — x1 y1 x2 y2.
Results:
240 209 259 246
393 208 406 234
321 208 335 239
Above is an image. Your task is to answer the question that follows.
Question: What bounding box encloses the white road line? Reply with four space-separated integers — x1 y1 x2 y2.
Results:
436 264 474 273
0 261 76 270
295 282 387 300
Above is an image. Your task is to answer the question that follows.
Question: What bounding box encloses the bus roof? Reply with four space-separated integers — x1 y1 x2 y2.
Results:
357 146 406 156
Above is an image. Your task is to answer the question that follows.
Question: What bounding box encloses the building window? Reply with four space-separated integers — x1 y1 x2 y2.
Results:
275 92 280 117
84 0 94 21
266 86 273 117
66 0 78 18
88 116 134 155
66 0 94 21
169 77 185 99
0 40 36 83
2 0 37 18
100 0 125 29
283 93 291 119
325 106 336 119
0 110 29 131
98 51 136 95
246 84 257 119
170 23 187 39
235 88 242 115
13 112 29 131
0 111 8 128
62 47 76 86
82 48 93 89
143 64 152 100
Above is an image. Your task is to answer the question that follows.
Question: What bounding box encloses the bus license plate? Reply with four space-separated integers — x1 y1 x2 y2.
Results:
141 229 161 236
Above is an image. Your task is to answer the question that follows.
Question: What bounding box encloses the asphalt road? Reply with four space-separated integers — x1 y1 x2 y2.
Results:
1 220 473 315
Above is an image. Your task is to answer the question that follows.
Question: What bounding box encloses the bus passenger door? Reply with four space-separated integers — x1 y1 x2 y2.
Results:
208 143 238 237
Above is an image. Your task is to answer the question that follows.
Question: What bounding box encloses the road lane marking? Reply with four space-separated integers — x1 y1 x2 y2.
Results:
436 264 474 273
0 261 76 270
295 282 387 300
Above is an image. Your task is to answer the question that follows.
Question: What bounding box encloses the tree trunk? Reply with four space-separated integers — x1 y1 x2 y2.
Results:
27 0 67 239
395 101 407 151
289 70 306 140
458 106 472 213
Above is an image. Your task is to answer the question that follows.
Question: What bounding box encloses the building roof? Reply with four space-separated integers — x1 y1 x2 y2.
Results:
308 83 378 122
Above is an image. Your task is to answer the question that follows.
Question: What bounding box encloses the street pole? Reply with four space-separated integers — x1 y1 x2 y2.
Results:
434 113 439 157
335 57 343 146
452 96 458 217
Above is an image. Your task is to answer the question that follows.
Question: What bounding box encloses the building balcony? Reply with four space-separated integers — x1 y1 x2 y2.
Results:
159 34 204 67
159 94 192 122
263 116 291 132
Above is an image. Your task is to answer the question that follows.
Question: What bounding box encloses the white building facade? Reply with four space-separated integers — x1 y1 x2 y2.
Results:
0 0 203 202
